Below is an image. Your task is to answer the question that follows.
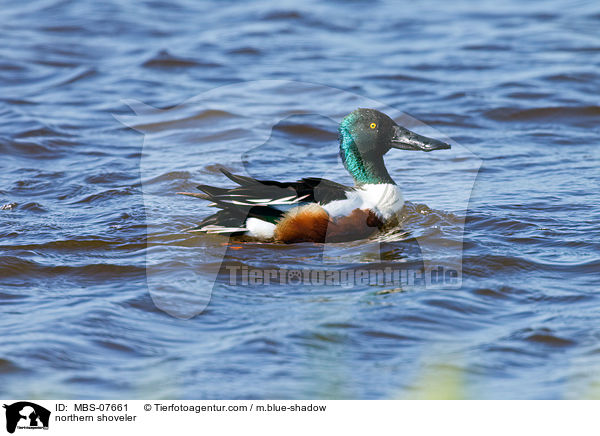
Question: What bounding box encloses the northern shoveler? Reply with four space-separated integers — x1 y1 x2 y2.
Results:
179 108 450 243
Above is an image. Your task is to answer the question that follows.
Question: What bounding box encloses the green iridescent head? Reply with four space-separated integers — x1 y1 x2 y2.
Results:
338 108 451 185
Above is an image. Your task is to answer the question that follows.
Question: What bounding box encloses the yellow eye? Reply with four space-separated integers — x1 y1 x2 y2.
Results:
370 123 377 129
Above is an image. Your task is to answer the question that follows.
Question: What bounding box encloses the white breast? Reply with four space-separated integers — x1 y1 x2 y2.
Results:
322 183 404 220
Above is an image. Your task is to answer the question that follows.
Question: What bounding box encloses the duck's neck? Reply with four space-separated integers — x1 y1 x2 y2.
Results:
339 137 395 185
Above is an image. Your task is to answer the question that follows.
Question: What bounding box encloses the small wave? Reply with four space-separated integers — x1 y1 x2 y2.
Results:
272 123 337 141
11 178 54 195
542 72 599 83
127 108 239 132
413 113 481 128
0 358 22 374
69 188 134 204
365 73 438 84
504 91 552 100
513 327 577 348
261 10 303 21
227 47 262 56
142 50 221 69
260 9 351 31
39 24 87 34
400 202 463 228
15 126 71 139
0 256 145 280
462 43 511 51
466 214 538 232
462 255 540 277
472 286 517 299
143 170 191 185
55 67 96 86
84 172 137 185
463 254 600 277
19 202 48 212
0 140 64 159
3 239 144 252
483 105 600 123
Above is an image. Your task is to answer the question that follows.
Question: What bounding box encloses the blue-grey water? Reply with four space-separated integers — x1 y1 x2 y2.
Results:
1 0 599 399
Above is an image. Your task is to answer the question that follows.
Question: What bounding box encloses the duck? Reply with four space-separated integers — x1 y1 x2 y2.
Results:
178 108 450 243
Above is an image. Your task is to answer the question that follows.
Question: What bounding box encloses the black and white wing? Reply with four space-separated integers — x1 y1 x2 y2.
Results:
178 168 353 234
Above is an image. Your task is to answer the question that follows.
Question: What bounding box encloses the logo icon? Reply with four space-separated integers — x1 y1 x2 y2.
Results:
3 402 50 434
117 80 481 318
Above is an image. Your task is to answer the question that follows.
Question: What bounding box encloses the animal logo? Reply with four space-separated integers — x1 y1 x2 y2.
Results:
3 402 50 434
